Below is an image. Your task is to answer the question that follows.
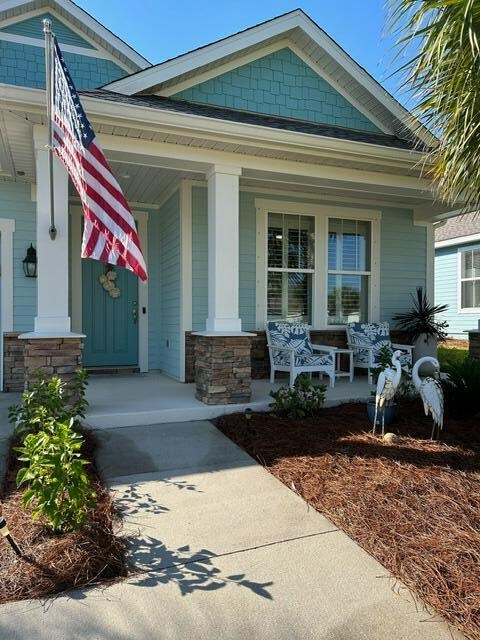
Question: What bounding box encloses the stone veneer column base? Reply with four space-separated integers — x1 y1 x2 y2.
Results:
3 333 26 392
22 337 84 389
468 331 480 359
194 334 253 405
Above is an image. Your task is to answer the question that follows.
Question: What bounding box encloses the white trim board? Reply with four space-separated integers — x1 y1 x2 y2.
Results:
254 198 381 330
179 180 192 382
435 232 480 249
0 31 131 69
457 244 480 315
69 206 149 372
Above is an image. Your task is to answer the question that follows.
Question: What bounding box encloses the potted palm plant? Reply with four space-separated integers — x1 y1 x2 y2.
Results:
393 288 448 365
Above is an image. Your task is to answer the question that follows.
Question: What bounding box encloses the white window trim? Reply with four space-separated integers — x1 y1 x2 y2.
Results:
457 244 480 314
255 199 381 330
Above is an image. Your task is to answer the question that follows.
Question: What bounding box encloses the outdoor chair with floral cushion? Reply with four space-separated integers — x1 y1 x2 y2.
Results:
346 321 414 384
266 321 336 388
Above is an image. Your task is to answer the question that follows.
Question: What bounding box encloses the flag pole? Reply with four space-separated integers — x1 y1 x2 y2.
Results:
43 18 57 240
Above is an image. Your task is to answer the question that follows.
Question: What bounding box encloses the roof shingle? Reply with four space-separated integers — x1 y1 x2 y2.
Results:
81 89 426 151
435 212 480 242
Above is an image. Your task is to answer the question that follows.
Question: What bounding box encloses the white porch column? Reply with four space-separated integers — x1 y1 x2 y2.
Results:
206 165 242 333
33 127 71 334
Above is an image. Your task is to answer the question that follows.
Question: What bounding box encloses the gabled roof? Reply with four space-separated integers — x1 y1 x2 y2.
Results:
0 0 151 71
82 89 426 152
104 9 435 146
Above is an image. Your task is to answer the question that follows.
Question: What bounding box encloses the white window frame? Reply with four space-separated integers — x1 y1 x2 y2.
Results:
255 199 381 330
458 244 480 314
266 211 316 324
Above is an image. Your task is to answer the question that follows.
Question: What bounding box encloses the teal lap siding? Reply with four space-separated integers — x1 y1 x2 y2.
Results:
0 180 36 332
380 209 426 321
191 187 427 331
157 191 181 378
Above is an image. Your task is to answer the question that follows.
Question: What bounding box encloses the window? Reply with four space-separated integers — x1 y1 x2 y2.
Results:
267 213 314 323
460 248 480 310
327 218 371 325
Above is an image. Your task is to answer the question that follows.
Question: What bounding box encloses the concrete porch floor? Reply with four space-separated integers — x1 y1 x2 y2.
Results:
84 372 372 429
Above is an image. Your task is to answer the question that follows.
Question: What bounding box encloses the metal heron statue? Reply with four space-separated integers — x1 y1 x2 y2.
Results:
373 349 403 436
412 356 444 440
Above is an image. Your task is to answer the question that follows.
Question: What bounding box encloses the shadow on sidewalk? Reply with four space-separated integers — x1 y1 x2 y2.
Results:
129 535 274 600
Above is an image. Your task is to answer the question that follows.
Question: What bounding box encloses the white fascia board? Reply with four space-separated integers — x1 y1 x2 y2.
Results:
0 85 427 175
0 0 150 70
103 9 433 147
104 11 306 94
435 233 480 249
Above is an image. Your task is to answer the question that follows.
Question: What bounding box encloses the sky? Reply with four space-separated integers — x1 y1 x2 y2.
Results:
76 0 407 104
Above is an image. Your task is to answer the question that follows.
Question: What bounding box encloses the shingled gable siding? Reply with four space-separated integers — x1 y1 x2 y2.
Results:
0 12 127 89
0 12 95 49
191 187 426 332
173 47 381 133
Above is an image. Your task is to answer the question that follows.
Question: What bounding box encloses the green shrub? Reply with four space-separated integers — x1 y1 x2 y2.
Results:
10 370 94 532
438 346 468 370
16 418 96 532
442 356 480 418
9 369 88 438
270 373 326 418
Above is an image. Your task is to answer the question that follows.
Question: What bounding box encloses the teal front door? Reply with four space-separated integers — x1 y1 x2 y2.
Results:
82 260 139 367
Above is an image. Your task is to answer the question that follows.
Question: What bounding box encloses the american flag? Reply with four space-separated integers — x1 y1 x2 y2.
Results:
51 36 147 281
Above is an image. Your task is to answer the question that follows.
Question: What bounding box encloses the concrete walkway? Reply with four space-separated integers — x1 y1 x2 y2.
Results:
0 420 464 640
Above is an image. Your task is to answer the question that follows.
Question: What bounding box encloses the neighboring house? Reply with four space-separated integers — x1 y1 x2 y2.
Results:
0 1 456 403
435 213 480 339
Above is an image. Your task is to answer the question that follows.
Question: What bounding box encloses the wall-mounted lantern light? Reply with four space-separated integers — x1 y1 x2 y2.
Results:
22 244 37 278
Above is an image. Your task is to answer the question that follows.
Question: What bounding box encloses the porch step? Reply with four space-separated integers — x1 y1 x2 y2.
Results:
86 366 140 376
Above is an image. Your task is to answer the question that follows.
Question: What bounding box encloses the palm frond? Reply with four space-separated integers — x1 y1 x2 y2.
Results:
389 0 480 209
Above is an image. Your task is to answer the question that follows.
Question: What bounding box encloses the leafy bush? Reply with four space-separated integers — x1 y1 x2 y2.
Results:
442 356 480 418
270 373 326 418
10 370 95 532
16 418 96 532
9 369 88 438
438 346 468 370
369 345 416 406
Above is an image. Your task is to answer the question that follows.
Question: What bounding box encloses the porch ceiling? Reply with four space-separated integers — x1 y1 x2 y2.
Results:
0 90 456 219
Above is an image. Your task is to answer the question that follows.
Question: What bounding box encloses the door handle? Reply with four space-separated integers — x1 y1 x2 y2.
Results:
132 301 138 324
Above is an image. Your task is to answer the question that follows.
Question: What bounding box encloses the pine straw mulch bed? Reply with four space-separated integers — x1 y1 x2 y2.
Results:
216 403 480 640
0 429 128 604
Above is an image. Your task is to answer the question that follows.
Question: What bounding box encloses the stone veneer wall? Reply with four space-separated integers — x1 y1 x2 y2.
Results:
468 331 480 359
185 331 196 383
23 337 83 389
3 333 26 392
194 335 252 405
